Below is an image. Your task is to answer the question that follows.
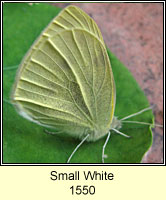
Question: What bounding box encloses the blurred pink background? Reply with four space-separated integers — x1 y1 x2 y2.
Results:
52 3 163 163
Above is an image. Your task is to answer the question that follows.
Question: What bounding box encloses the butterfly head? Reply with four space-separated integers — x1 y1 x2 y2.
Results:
110 117 122 130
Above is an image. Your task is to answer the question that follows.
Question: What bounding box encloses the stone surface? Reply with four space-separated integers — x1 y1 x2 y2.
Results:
52 3 163 163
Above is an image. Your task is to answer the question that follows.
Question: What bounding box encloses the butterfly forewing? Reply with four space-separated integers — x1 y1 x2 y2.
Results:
44 6 105 44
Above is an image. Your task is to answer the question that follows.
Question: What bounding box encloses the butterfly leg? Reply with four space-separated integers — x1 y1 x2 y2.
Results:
67 134 90 163
111 128 130 138
102 131 111 163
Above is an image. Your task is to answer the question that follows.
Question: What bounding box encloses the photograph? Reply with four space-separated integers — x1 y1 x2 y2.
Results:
3 2 163 164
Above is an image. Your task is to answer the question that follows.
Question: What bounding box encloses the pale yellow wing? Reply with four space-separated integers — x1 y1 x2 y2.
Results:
44 5 105 44
12 6 115 141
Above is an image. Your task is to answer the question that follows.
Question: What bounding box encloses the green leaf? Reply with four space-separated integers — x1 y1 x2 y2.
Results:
3 3 152 163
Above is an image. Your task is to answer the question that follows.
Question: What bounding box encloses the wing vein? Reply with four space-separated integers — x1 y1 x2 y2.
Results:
93 22 102 41
82 31 94 89
15 98 84 121
52 21 67 29
95 44 107 98
30 58 64 83
59 15 75 27
76 8 91 30
59 34 95 119
59 34 92 89
24 68 69 91
65 9 85 28
22 105 88 127
68 90 96 128
71 30 90 83
39 48 71 81
17 86 74 104
47 38 95 126
47 27 58 32
19 78 63 93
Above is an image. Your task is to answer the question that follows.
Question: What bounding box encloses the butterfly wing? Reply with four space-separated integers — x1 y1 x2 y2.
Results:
12 6 115 141
42 5 105 44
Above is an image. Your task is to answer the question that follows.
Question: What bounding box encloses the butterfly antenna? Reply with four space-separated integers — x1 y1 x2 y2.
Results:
121 120 163 127
102 131 111 163
120 106 153 121
67 134 90 163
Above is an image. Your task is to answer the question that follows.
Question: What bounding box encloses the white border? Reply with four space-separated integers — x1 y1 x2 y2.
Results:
1 0 165 166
